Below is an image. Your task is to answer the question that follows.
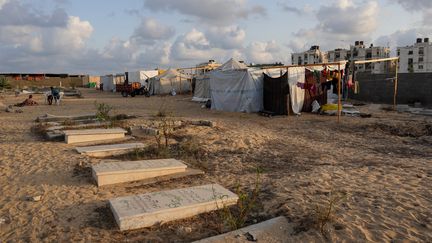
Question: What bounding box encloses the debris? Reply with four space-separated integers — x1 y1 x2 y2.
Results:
28 195 42 202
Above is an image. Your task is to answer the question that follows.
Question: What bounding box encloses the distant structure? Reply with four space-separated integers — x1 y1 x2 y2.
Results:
327 41 390 73
291 46 328 65
397 38 432 73
195 60 221 75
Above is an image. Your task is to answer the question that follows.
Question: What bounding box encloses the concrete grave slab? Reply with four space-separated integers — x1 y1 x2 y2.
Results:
92 159 188 186
36 113 96 122
193 216 293 243
109 184 238 231
63 128 127 144
75 143 145 158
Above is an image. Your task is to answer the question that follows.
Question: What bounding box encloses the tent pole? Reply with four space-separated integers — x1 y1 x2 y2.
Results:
394 60 399 110
337 63 341 123
179 73 182 95
287 67 290 117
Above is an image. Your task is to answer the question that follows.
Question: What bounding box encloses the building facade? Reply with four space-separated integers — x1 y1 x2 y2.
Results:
327 41 390 73
291 46 328 65
397 38 432 73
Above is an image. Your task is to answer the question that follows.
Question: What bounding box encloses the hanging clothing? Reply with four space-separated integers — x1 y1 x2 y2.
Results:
288 67 305 115
354 81 360 94
263 72 289 115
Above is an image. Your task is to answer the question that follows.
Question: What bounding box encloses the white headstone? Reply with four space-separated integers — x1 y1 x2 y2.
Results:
75 143 145 158
64 128 127 144
92 159 188 186
110 184 238 231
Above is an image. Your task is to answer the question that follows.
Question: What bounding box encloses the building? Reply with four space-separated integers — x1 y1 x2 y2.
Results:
397 38 432 73
195 60 221 75
291 46 328 65
327 41 390 73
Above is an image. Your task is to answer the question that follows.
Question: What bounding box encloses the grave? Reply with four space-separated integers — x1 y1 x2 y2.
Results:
193 216 292 243
92 159 188 186
63 128 127 144
109 184 238 231
36 113 96 122
75 143 145 158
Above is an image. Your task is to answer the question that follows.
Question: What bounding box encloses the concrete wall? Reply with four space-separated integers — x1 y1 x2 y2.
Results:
349 72 432 107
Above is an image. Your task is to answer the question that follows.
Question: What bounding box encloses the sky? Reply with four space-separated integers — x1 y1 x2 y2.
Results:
0 0 430 74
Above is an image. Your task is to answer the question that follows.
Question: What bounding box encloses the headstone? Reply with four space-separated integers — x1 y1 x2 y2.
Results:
92 159 188 186
63 128 127 144
193 216 293 243
75 143 145 158
109 184 238 231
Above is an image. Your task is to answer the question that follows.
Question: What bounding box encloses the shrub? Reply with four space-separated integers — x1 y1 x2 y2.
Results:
0 76 11 90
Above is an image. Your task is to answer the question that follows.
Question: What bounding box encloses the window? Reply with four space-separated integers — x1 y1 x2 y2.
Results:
419 47 424 55
397 50 400 56
419 65 424 69
408 58 413 64
408 50 413 55
419 57 424 62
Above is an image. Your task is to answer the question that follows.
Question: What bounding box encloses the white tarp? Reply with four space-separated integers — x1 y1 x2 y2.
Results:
129 70 159 87
149 69 191 95
193 74 211 100
209 58 284 113
288 67 305 115
101 75 115 92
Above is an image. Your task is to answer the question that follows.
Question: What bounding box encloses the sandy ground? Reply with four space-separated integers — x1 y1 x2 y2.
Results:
0 89 431 242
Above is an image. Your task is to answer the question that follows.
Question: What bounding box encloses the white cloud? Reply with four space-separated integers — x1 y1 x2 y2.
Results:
143 0 266 25
288 0 379 52
206 26 246 49
130 17 175 45
245 41 288 64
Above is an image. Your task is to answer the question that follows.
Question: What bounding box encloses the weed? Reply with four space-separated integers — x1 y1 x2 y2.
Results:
0 76 11 90
95 102 113 121
313 191 348 237
215 167 262 231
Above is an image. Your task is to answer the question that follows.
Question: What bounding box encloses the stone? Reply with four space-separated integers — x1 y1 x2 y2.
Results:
36 113 96 122
92 159 188 186
109 184 238 231
63 128 127 144
75 143 145 158
45 131 65 141
28 195 42 202
130 126 159 137
191 120 216 127
193 216 293 243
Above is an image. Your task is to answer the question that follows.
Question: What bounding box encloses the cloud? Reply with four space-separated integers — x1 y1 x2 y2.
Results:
245 41 288 64
395 0 432 25
130 17 175 45
0 0 68 27
206 25 246 49
287 0 379 52
143 0 266 25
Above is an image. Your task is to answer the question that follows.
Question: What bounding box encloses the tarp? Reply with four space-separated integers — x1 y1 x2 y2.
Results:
129 70 159 87
193 74 211 100
209 58 283 113
288 67 305 115
149 68 191 95
263 72 289 115
101 75 115 92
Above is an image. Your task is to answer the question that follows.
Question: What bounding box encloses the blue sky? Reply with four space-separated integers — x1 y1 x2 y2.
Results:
0 0 430 74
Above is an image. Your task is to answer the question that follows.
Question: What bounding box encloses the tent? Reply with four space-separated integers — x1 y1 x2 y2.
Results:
149 68 191 95
101 75 115 92
192 74 211 101
209 58 284 113
128 70 159 87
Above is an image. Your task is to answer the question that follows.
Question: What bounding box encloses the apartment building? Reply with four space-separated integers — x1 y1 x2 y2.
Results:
397 38 432 73
291 46 328 65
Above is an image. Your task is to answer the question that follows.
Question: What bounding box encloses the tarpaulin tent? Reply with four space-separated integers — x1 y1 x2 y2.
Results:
149 68 191 95
192 74 211 101
209 58 283 113
128 70 159 87
101 75 115 92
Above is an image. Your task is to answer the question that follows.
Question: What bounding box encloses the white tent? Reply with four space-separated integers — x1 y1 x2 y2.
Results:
209 58 290 113
128 70 159 87
101 75 116 92
149 68 191 95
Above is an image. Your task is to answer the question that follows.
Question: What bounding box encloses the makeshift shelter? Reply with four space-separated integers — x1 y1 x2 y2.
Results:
101 75 115 92
209 58 283 113
263 72 289 115
149 68 191 95
192 74 211 101
128 70 159 87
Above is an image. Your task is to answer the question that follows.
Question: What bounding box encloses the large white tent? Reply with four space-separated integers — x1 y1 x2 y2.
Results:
128 70 159 87
149 68 191 95
209 58 285 113
101 75 115 92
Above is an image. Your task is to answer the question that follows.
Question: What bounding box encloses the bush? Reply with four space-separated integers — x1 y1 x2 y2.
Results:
95 102 113 121
0 76 11 90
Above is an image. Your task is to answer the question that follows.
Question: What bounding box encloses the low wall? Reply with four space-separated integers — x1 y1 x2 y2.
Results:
349 72 432 107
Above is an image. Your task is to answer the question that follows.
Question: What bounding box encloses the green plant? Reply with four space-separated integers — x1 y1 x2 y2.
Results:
153 102 175 148
216 167 262 231
95 102 113 121
313 190 348 237
0 76 11 90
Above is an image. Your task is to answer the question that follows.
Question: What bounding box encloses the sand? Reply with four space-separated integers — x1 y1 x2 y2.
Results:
0 89 431 242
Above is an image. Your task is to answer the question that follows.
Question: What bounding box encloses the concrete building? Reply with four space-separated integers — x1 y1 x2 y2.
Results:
327 41 390 73
291 46 328 65
397 38 432 73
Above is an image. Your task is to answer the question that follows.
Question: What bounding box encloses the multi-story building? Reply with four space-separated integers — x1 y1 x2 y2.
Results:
291 46 328 65
397 38 432 73
327 41 390 73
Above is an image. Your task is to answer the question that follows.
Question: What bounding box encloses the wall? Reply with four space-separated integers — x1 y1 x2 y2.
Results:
349 72 432 107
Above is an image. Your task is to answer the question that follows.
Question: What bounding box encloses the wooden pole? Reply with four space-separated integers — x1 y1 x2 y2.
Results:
179 73 182 95
287 67 290 116
337 63 341 123
394 61 399 110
